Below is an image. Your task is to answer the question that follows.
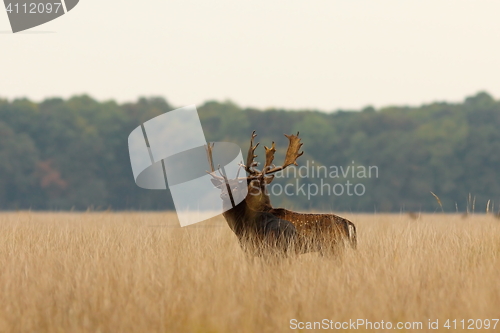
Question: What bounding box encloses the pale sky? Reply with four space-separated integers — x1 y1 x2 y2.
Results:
1 0 500 111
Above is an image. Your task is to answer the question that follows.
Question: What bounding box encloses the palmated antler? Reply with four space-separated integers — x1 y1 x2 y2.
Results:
264 132 304 175
264 142 276 170
246 131 260 175
263 141 277 183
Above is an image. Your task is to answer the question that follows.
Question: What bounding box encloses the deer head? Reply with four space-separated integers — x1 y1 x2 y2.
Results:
206 131 304 212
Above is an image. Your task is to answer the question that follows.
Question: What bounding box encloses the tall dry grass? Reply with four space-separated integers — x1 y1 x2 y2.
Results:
0 212 499 332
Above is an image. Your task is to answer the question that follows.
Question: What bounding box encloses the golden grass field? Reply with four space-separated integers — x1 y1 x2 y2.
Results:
1 212 499 332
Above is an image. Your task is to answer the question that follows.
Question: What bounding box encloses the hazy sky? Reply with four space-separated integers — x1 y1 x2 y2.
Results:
1 1 500 111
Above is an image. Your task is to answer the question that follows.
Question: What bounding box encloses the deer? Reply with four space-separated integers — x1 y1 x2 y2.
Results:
206 131 357 256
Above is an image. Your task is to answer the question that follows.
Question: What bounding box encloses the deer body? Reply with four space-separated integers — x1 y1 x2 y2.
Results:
270 208 357 251
246 177 357 252
222 195 297 256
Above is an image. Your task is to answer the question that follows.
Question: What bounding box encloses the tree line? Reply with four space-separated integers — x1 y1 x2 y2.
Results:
0 92 499 212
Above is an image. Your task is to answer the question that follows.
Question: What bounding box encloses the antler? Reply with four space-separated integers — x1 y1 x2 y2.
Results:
206 143 216 173
264 141 276 170
264 132 304 175
206 143 247 182
246 130 260 175
208 131 303 185
205 143 224 180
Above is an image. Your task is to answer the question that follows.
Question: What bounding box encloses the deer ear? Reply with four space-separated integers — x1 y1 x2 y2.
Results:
211 178 224 188
264 175 275 184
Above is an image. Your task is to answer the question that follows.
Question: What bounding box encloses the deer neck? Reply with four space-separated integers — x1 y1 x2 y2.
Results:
246 180 273 212
222 197 261 237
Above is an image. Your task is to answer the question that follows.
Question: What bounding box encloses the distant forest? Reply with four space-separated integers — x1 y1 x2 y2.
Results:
1 92 499 212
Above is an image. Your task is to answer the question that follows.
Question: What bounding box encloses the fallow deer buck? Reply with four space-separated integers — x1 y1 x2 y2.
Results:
206 131 357 256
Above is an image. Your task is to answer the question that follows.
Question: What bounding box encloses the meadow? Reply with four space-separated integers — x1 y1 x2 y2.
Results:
0 212 499 332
